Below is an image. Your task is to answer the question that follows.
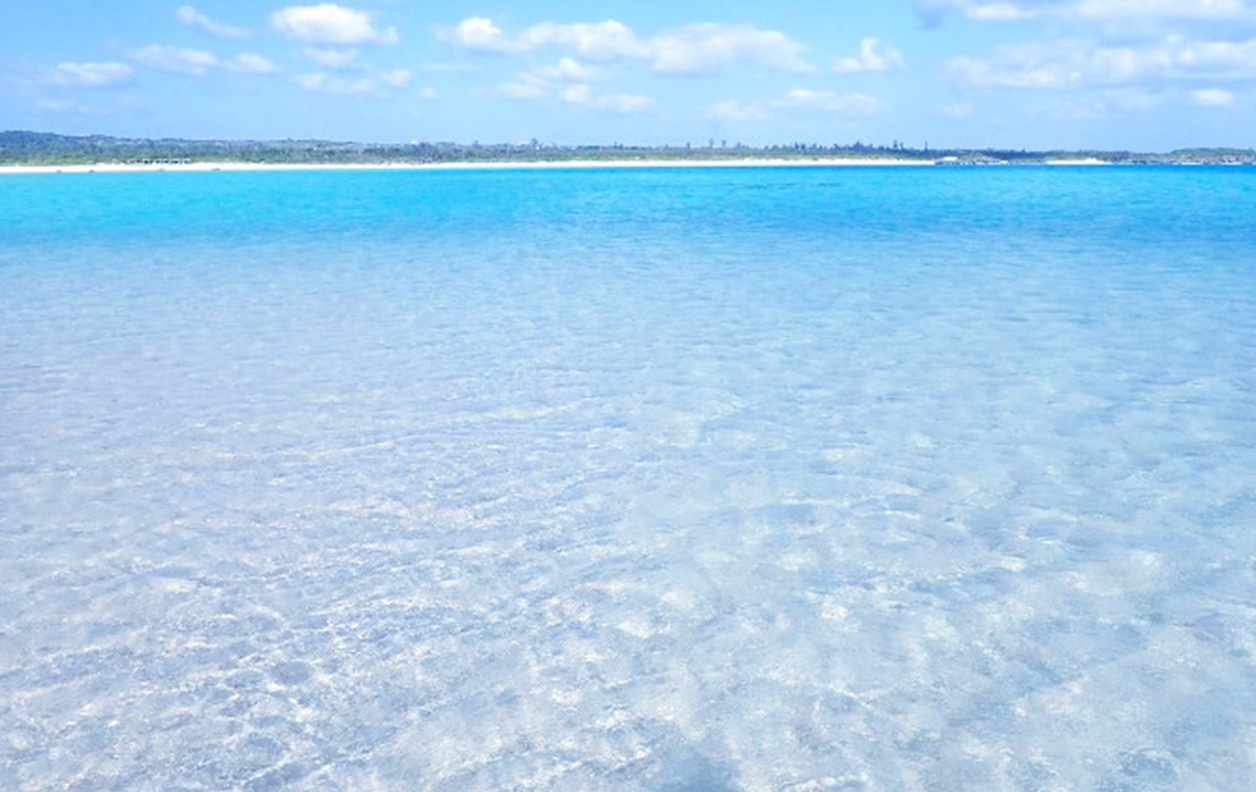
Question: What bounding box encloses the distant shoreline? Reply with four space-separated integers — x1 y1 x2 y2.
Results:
0 157 1136 175
5 132 1254 170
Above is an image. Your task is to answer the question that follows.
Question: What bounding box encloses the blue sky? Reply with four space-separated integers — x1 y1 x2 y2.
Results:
2 1 1253 150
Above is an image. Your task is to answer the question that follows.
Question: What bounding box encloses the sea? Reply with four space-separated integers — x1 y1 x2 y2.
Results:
1 164 1255 791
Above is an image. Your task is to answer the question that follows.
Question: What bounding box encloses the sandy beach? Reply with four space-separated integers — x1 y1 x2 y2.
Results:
0 157 939 175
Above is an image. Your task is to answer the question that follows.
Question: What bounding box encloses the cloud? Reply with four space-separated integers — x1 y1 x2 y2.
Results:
1104 87 1161 111
914 0 1055 24
449 18 510 51
592 92 652 113
127 46 277 77
949 35 1256 89
533 57 601 82
293 72 377 94
967 1 1046 19
1171 37 1256 78
36 98 83 112
292 67 410 95
936 100 975 118
498 58 602 101
1072 0 1256 23
132 45 219 76
177 5 248 39
522 21 649 60
772 89 882 114
501 75 548 99
34 97 119 116
418 61 477 74
706 99 770 121
560 83 591 103
1191 87 1236 105
949 45 1081 89
1027 87 1166 119
304 47 359 68
649 23 811 74
40 61 134 87
499 66 649 113
227 54 279 73
1033 96 1110 119
559 85 651 113
833 38 904 74
445 17 811 75
271 4 398 46
916 0 1256 28
378 69 412 88
449 18 648 59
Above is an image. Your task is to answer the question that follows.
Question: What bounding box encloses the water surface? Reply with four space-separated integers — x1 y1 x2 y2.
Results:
2 165 1255 791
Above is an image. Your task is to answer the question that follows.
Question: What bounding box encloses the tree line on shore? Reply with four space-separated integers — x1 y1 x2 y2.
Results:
2 130 1254 166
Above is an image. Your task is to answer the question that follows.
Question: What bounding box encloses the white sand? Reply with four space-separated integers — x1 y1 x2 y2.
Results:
0 157 937 175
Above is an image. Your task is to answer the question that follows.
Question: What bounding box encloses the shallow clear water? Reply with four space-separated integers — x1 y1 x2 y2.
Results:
2 166 1255 791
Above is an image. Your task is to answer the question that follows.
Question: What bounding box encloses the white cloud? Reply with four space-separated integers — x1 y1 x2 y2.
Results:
534 57 600 82
592 92 652 113
1171 37 1256 78
1025 86 1171 119
501 72 649 113
936 100 975 118
419 61 477 74
132 45 219 76
227 53 279 73
772 89 882 114
915 0 1054 23
128 46 277 77
1105 87 1161 111
293 72 377 94
648 23 811 74
833 38 904 74
418 86 439 100
41 61 134 87
976 2 1044 18
450 18 647 59
1191 86 1236 105
501 75 548 99
271 4 398 46
1034 96 1110 119
560 86 651 113
34 97 115 115
950 52 1079 89
177 5 248 39
450 17 512 52
917 0 1256 27
1072 0 1256 23
378 69 412 88
292 66 410 95
498 58 601 102
950 35 1256 90
706 99 770 121
36 98 77 112
560 83 591 104
304 47 359 68
966 1 1045 19
521 21 649 60
445 17 811 75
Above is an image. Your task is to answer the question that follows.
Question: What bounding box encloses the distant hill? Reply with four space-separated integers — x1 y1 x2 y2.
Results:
2 130 1254 166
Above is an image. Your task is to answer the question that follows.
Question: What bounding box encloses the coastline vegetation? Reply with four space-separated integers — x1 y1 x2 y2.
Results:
2 130 1254 166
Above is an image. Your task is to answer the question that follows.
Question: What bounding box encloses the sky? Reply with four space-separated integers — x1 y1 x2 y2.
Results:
2 1 1254 150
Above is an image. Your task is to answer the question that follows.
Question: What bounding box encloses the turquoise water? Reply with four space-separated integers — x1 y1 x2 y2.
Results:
2 166 1255 791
